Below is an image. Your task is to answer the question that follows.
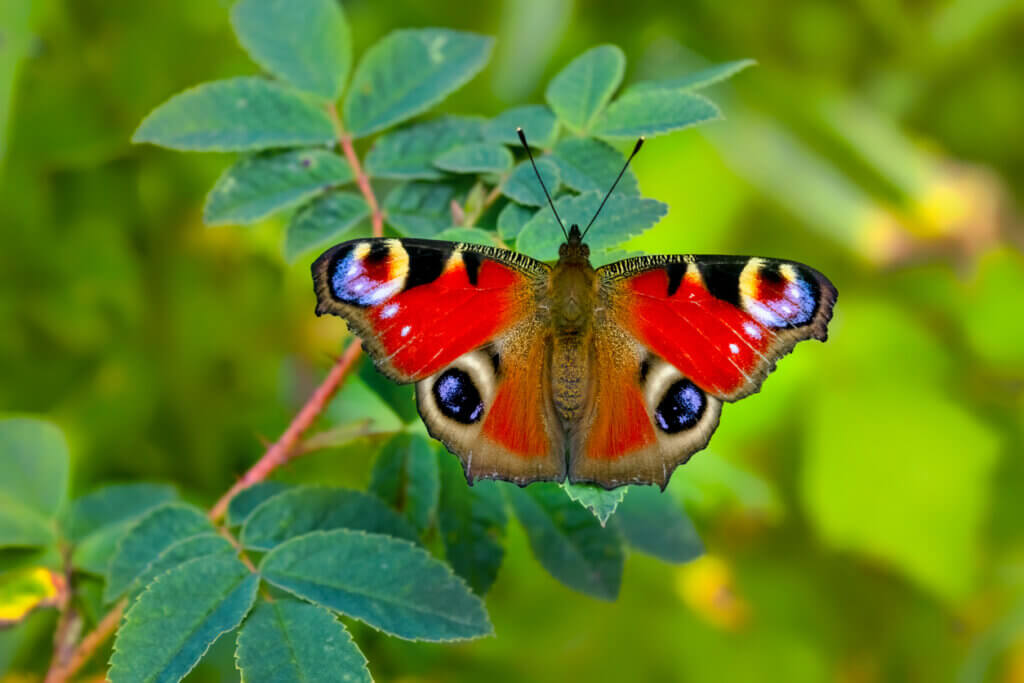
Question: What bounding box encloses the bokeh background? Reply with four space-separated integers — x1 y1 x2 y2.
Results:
2 0 1024 681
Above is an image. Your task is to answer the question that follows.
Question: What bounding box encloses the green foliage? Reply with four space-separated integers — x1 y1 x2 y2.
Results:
204 149 353 225
67 484 179 576
260 529 492 641
132 78 335 151
239 485 418 550
230 0 352 100
611 486 703 563
496 201 535 240
545 45 625 133
109 556 259 683
225 482 290 528
483 105 560 148
364 116 486 180
625 59 757 95
285 192 369 263
434 142 514 174
369 434 441 534
343 29 494 138
384 181 466 237
562 483 626 526
508 484 624 600
436 451 507 595
502 157 561 207
0 419 66 548
517 192 667 261
551 137 640 195
127 534 235 600
591 91 721 138
235 599 371 683
104 503 213 602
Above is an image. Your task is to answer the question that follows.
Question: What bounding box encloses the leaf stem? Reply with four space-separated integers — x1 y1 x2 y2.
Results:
44 600 125 683
209 339 363 522
327 102 383 238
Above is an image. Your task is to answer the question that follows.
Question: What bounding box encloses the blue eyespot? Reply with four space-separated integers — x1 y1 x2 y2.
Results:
654 380 705 433
433 368 484 424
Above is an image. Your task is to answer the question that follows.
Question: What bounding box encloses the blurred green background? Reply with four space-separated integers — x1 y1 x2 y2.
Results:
2 0 1024 681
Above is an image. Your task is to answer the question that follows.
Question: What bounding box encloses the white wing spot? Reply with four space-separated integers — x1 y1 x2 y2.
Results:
729 343 740 354
400 325 411 337
743 322 762 339
381 303 399 319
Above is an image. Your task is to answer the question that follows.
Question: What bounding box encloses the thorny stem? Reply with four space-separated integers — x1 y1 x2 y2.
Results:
327 102 383 239
45 103 382 683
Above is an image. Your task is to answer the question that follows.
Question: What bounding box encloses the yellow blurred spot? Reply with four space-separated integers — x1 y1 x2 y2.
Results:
0 567 64 627
674 554 749 631
857 207 912 266
1005 636 1024 683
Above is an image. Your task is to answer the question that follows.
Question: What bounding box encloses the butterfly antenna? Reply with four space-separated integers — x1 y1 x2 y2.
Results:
581 137 645 240
517 127 567 240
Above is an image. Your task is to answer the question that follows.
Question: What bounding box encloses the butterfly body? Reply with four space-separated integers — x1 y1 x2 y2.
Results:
313 224 836 490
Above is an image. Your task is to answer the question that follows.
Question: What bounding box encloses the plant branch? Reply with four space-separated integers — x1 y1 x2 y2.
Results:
44 600 124 683
48 100 381 683
327 102 383 238
209 339 363 521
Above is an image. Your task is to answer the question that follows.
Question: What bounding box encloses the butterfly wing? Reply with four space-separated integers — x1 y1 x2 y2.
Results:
312 238 566 485
568 254 836 489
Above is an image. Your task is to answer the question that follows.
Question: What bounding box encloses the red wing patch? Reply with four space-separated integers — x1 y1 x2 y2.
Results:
584 379 655 460
481 340 552 458
604 256 836 400
313 238 547 382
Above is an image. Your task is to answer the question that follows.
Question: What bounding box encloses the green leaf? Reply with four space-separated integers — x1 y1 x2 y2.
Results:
434 143 513 174
0 418 69 548
516 191 667 261
436 451 506 595
562 483 626 526
67 484 179 576
0 566 64 628
625 59 756 95
508 484 624 600
204 149 353 226
545 45 625 133
132 77 335 151
236 599 371 683
344 29 494 138
550 137 639 195
128 533 235 599
611 485 703 563
591 91 721 139
226 482 291 528
483 105 559 148
369 434 440 534
502 157 561 207
496 201 535 240
364 116 486 180
260 529 492 641
65 484 178 543
240 486 417 551
109 555 259 683
434 227 500 246
104 502 212 603
231 0 352 100
384 181 466 237
284 192 368 263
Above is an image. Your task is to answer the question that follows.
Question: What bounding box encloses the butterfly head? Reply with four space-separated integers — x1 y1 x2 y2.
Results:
559 224 590 261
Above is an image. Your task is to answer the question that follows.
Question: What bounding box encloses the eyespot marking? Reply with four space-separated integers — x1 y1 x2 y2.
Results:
654 379 706 434
433 368 484 424
739 259 817 328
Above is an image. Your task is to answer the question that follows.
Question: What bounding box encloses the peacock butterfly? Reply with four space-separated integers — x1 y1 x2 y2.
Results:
312 130 837 490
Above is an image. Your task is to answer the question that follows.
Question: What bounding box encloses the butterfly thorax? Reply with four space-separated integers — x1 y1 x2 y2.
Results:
549 226 597 425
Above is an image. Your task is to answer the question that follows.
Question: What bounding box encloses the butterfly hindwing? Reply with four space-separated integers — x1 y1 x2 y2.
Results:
312 237 565 484
598 254 837 401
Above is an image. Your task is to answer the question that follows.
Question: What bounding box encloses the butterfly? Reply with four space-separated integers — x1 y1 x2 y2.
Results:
312 129 836 490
